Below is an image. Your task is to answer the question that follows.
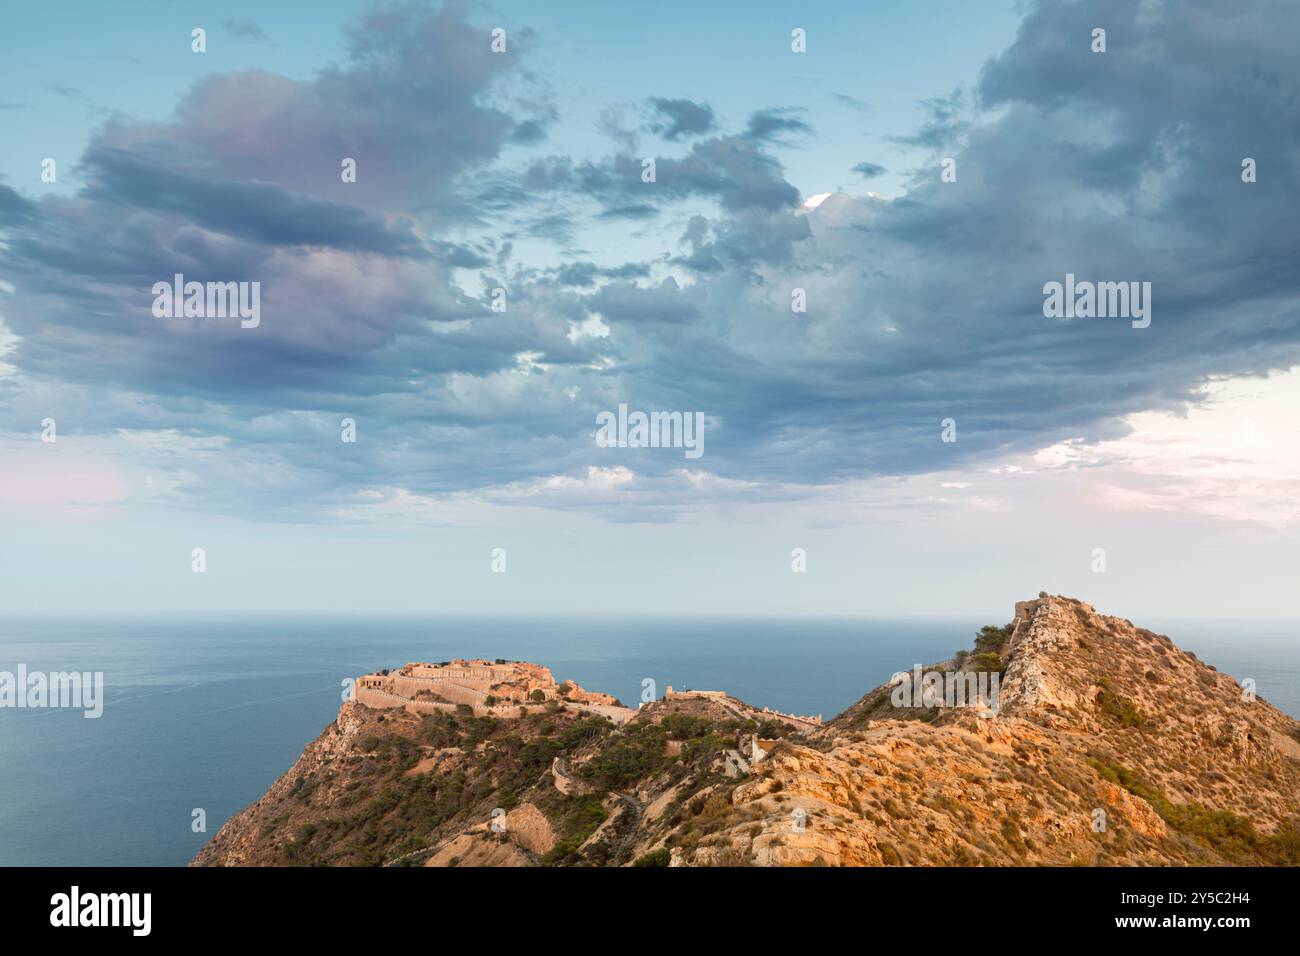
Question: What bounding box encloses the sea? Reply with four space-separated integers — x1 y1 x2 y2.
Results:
0 614 1296 866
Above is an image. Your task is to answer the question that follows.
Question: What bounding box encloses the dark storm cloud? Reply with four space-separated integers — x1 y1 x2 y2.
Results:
92 2 532 215
672 208 810 273
485 122 804 219
79 147 426 256
743 107 812 142
3 0 1300 518
598 202 658 220
0 3 565 415
0 184 38 224
646 98 716 140
663 135 802 211
588 278 699 325
554 261 650 288
508 119 549 144
615 0 1300 488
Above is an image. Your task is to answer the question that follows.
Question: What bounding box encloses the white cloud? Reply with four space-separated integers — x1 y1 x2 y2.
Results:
1029 369 1300 528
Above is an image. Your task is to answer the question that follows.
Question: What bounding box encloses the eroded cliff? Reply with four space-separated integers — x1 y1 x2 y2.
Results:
193 595 1300 867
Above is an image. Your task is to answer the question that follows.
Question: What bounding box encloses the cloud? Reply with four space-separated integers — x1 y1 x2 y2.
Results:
891 89 969 151
0 184 38 224
92 5 529 213
500 124 805 216
2 0 1299 527
79 146 427 255
219 18 264 39
0 3 563 414
553 261 650 288
646 98 716 140
743 107 812 142
830 93 870 113
1033 369 1300 528
588 277 699 325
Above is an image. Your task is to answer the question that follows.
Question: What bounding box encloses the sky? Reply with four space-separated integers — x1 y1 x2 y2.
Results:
1 0 1299 620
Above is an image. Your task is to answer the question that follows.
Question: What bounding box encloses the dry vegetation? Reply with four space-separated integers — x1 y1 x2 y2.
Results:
195 594 1300 867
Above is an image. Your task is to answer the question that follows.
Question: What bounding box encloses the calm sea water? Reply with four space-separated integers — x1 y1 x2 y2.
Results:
0 615 1295 866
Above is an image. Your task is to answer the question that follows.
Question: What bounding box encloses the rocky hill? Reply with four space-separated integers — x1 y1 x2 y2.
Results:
192 595 1300 867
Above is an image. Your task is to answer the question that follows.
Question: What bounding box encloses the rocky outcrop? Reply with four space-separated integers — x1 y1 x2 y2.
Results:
194 595 1300 867
671 594 1300 866
191 701 370 866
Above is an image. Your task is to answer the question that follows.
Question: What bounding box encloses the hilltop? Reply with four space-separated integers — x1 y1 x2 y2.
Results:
193 595 1300 867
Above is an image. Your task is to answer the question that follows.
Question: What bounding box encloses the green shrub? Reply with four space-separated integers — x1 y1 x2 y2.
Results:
1096 690 1142 727
1087 756 1300 863
632 848 671 867
974 624 1011 655
541 796 610 865
661 713 712 740
559 715 613 751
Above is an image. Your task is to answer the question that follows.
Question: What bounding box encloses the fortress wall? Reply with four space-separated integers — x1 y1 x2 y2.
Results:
400 699 533 719
355 685 530 719
407 665 499 683
401 699 465 717
355 686 410 710
427 682 490 706
401 672 494 691
565 688 619 706
389 676 423 698
756 707 822 727
357 660 625 720
390 675 488 704
569 701 636 725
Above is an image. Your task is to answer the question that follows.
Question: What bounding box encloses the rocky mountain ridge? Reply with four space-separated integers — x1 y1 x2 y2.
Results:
193 594 1300 867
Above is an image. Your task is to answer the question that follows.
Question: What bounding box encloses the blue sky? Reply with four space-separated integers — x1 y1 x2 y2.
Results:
0 1 1021 201
2 0 1300 619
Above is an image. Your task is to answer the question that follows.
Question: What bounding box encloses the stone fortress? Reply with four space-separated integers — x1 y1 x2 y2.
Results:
354 659 636 723
352 660 826 734
663 686 822 729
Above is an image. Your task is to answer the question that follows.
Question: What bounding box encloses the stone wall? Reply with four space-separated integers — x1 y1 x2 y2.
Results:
390 674 485 706
355 685 531 719
354 659 633 722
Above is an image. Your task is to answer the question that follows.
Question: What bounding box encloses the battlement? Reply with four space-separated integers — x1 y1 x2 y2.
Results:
663 686 822 726
756 705 822 727
354 658 631 722
664 686 727 699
